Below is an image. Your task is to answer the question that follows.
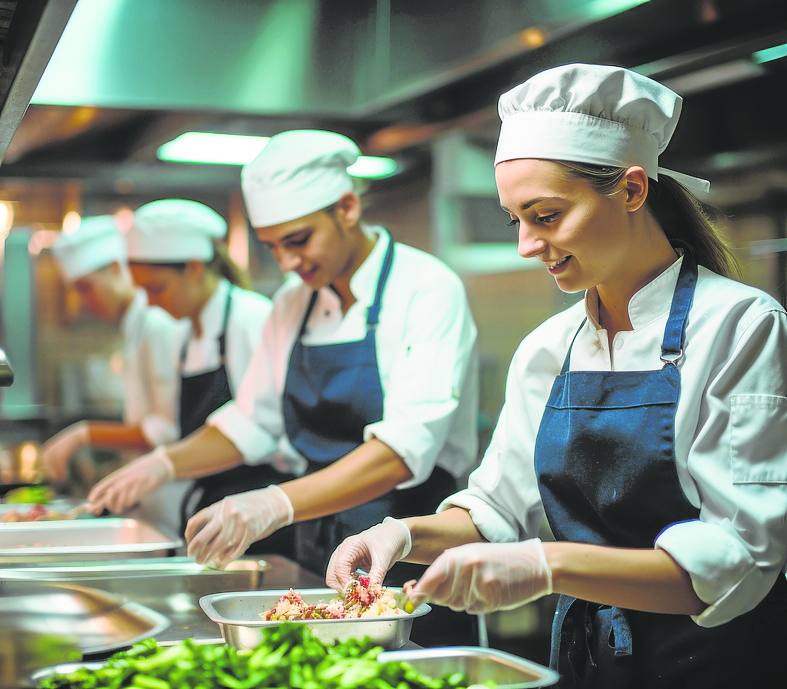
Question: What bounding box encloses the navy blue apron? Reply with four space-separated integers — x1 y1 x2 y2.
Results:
533 253 787 688
178 286 296 557
282 230 456 567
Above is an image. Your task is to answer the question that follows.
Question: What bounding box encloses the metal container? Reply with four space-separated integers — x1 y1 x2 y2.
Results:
32 646 558 689
199 589 431 650
0 632 80 689
0 518 182 563
0 581 169 656
379 647 560 688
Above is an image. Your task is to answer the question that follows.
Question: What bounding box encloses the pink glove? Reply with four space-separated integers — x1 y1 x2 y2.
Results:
185 485 293 569
42 422 89 483
409 539 553 614
87 447 175 514
325 517 412 591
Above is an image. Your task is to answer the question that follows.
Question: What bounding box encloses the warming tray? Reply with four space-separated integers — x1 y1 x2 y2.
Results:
32 646 559 688
199 588 431 650
0 518 182 563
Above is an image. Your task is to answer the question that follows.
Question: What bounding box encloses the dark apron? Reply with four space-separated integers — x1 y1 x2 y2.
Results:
178 286 296 557
281 231 474 645
533 253 787 688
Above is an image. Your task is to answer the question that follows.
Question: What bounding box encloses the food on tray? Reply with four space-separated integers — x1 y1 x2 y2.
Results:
261 575 406 621
4 485 54 504
37 623 493 689
0 504 71 522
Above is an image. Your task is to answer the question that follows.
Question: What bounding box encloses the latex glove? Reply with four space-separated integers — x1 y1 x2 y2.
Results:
87 447 175 514
185 484 293 569
41 422 89 482
325 517 412 591
408 539 553 614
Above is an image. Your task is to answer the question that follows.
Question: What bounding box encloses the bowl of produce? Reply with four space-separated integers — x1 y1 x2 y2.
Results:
32 622 560 689
200 578 430 650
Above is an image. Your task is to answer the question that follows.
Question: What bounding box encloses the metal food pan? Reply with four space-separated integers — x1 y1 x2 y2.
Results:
199 589 431 650
379 647 560 688
32 646 558 689
0 518 182 563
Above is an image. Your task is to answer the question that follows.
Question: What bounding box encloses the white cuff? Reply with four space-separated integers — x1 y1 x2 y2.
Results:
438 490 520 543
152 446 176 481
207 401 278 464
140 415 178 446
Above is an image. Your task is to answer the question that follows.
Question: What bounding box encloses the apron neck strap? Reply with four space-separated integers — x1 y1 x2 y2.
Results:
296 228 397 336
180 284 234 365
366 229 395 328
659 252 697 366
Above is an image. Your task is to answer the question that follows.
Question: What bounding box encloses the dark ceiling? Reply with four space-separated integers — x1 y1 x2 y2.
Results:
0 0 786 201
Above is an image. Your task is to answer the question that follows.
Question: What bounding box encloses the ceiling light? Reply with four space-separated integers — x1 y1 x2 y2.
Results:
753 42 787 64
157 132 399 179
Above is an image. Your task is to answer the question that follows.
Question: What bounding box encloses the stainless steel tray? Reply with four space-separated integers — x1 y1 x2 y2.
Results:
32 646 559 688
380 647 559 688
0 581 169 656
199 588 431 650
0 518 182 563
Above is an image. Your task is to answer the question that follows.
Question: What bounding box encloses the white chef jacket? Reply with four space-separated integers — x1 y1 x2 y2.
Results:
441 254 787 628
209 226 480 487
121 289 181 445
180 278 270 397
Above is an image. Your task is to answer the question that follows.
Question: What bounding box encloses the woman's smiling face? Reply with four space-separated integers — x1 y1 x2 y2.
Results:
496 158 633 293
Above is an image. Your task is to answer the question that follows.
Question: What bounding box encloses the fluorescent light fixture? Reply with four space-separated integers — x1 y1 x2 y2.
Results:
157 132 399 179
753 42 787 64
662 59 765 96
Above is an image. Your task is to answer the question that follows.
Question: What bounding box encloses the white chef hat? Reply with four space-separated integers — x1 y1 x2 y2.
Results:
495 63 710 195
241 129 360 227
51 215 126 282
128 199 227 262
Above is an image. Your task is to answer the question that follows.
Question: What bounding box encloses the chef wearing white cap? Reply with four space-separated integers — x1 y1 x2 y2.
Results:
109 131 477 596
87 200 299 551
44 215 181 481
327 65 787 687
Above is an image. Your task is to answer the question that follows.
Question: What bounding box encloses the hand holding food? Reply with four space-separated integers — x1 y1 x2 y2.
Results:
185 484 293 568
41 422 89 483
87 447 175 514
325 517 412 591
408 539 553 614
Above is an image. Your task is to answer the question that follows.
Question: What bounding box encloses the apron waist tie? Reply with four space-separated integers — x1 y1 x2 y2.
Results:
551 596 633 681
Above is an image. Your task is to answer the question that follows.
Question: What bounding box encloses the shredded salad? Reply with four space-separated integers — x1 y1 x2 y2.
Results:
261 576 406 621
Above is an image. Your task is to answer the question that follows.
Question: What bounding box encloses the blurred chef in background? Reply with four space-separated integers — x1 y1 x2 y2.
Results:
87 199 299 553
44 215 181 482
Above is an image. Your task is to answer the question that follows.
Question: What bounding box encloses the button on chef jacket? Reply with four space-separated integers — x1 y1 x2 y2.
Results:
208 226 479 486
441 254 787 628
120 288 181 445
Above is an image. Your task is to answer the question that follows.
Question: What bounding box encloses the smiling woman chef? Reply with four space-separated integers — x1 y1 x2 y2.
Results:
87 200 299 546
327 64 787 688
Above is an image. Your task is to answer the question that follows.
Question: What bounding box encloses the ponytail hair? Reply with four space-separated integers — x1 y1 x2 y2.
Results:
558 161 739 277
208 241 252 290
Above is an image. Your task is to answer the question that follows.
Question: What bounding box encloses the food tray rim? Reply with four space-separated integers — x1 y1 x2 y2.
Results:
199 588 431 626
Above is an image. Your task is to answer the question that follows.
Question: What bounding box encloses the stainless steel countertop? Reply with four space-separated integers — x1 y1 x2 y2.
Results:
1 555 325 651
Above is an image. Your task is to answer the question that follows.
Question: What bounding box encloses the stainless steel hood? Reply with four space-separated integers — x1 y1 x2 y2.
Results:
0 0 76 165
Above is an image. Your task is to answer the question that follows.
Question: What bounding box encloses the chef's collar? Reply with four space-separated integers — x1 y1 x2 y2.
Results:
346 225 389 306
585 252 684 331
120 288 149 340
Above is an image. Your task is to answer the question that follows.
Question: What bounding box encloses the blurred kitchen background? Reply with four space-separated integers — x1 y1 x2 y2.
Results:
0 0 785 657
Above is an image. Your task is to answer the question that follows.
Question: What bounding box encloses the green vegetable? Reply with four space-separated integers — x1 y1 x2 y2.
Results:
4 485 53 504
38 624 494 689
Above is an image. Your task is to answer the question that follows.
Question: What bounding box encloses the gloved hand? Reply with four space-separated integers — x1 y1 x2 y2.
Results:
408 539 553 614
87 446 175 514
325 517 412 591
185 484 293 569
41 422 89 483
